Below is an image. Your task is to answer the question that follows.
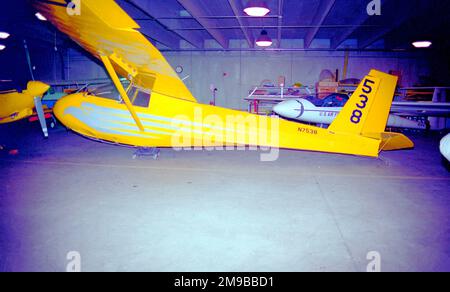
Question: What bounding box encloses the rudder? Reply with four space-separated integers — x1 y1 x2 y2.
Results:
329 70 398 136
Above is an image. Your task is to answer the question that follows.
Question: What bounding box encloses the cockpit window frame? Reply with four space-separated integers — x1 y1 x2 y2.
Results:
85 81 151 108
129 84 151 108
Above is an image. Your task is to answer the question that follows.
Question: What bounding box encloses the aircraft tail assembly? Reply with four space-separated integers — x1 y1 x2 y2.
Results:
329 70 413 152
33 0 414 158
329 70 391 135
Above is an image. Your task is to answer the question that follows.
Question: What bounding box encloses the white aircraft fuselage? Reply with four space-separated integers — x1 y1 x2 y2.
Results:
273 98 426 130
441 134 450 161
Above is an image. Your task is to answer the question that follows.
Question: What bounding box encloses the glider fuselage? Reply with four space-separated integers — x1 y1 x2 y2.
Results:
55 88 387 157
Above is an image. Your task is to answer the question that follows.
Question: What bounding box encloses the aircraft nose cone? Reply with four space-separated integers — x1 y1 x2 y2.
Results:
273 99 304 119
53 93 80 123
53 95 69 121
441 134 450 161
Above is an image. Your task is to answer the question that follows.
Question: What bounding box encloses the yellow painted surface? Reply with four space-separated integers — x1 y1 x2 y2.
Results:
33 0 196 103
0 81 50 124
100 54 145 131
54 90 395 157
35 0 413 157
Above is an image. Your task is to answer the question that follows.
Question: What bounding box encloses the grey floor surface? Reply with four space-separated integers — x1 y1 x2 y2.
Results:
0 123 449 272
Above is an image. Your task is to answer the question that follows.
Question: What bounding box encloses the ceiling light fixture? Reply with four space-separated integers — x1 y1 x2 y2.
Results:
0 32 10 39
244 0 270 17
35 12 47 21
256 30 273 47
412 41 432 48
0 45 6 51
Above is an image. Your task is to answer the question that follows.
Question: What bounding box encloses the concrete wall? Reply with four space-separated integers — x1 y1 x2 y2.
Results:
64 48 107 81
0 41 66 88
1 39 434 111
165 50 431 109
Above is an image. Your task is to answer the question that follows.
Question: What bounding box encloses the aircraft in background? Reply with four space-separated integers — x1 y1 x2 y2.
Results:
273 98 428 130
33 0 414 158
0 81 51 137
441 134 450 161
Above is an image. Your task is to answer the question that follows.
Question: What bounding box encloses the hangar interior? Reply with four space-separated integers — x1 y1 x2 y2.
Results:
0 0 449 272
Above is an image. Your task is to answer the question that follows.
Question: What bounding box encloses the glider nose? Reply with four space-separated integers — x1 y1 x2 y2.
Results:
53 95 68 121
273 99 305 119
441 134 450 161
53 93 79 123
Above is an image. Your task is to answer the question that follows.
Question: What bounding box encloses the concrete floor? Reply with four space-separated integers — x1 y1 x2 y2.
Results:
0 121 449 272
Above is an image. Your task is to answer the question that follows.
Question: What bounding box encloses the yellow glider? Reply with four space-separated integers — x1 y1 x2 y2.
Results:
33 0 413 157
0 81 51 137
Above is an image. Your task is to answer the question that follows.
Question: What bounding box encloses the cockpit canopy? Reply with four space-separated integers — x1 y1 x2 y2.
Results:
86 81 151 108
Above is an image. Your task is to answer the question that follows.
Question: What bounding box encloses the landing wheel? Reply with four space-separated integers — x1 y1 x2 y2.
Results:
133 147 160 160
49 118 56 129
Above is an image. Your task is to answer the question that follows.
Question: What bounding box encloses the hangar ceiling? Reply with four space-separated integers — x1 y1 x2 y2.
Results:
1 0 450 51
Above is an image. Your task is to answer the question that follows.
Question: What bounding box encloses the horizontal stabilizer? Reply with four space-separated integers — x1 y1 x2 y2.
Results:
368 132 415 151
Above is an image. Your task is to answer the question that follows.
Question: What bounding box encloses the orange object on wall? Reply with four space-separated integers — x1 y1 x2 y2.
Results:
316 81 338 99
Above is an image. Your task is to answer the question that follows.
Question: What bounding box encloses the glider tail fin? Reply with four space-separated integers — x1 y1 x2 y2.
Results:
329 70 395 135
329 70 413 151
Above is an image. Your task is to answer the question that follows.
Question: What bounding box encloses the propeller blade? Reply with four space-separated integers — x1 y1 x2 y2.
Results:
34 96 48 138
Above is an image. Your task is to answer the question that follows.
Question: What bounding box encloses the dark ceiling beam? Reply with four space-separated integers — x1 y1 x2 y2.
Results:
117 0 179 48
227 0 254 48
358 0 425 49
128 0 204 49
4 23 68 48
330 0 390 49
304 0 336 49
177 0 229 49
330 20 366 49
137 21 181 49
358 19 406 49
385 1 450 50
155 15 280 20
277 0 284 48
171 24 378 30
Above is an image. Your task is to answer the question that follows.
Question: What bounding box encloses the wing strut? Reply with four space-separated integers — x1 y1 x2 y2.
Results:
99 54 144 132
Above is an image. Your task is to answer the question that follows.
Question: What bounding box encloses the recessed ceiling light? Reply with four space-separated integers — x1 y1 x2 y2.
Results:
412 41 432 48
244 0 270 17
35 12 47 21
256 30 273 47
0 45 6 51
0 32 10 39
